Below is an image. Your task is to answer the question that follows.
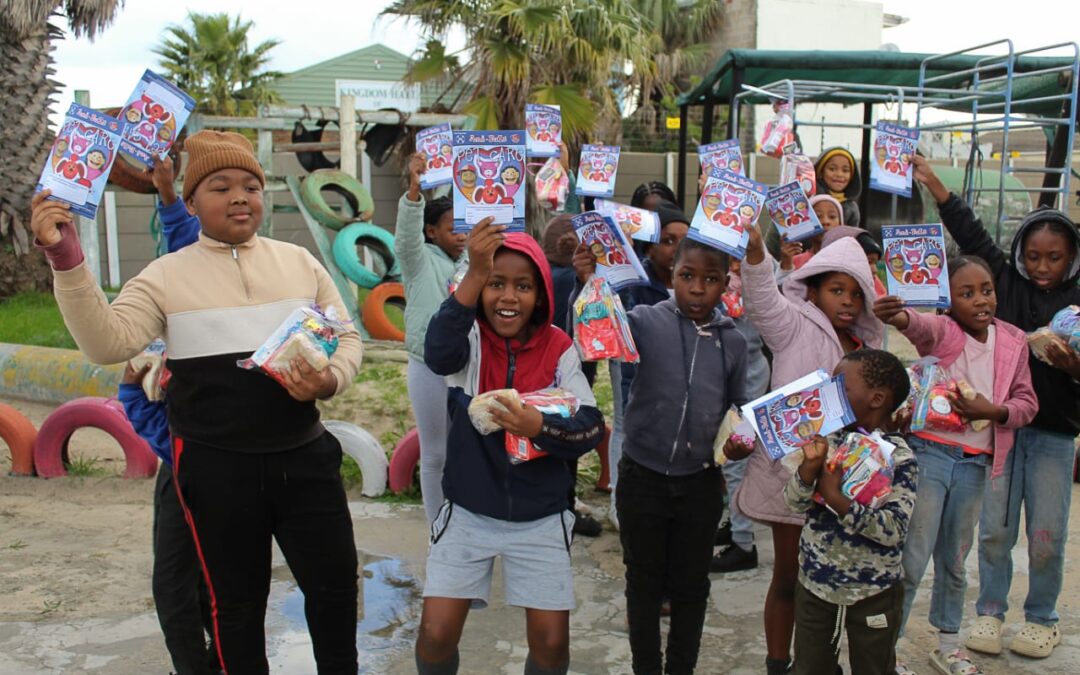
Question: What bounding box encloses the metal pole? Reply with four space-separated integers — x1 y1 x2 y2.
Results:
859 103 873 222
702 104 715 146
677 105 689 210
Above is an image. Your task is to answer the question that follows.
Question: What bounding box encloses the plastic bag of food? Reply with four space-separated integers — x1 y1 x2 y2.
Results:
813 431 896 509
779 143 816 197
237 306 348 387
713 407 756 465
910 363 966 434
130 338 168 401
505 388 579 464
892 357 938 426
760 103 796 158
534 156 569 212
468 388 521 435
1049 304 1080 351
572 275 639 363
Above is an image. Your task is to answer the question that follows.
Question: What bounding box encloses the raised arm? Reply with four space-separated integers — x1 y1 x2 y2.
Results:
393 153 430 280
913 155 1007 276
741 224 800 354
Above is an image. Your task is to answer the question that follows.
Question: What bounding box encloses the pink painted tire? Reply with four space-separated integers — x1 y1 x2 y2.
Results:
34 397 158 479
388 428 420 494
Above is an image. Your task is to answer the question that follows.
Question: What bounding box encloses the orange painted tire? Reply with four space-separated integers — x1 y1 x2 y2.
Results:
362 282 406 342
34 397 158 479
594 425 613 493
388 428 420 494
0 404 37 476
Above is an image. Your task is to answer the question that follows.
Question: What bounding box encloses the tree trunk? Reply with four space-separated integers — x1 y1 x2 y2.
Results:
0 22 61 296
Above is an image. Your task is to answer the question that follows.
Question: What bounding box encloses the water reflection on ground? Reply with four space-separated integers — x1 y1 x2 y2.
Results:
266 553 421 672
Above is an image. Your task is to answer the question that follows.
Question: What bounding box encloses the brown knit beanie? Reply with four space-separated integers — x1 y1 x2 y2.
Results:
181 130 266 201
541 214 577 268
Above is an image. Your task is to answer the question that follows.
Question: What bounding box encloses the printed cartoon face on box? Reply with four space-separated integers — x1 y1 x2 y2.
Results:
454 146 525 205
48 122 116 191
885 238 945 286
766 388 826 446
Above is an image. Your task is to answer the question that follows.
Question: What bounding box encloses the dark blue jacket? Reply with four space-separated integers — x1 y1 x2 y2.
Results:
116 197 200 465
621 299 749 476
119 383 172 464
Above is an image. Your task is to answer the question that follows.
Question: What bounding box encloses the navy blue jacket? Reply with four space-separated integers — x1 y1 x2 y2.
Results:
621 299 749 476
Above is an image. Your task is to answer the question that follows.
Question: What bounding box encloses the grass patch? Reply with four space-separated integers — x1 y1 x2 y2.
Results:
66 456 108 477
0 292 76 349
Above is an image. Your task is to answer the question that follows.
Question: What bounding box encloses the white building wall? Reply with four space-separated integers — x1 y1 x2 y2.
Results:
753 0 885 157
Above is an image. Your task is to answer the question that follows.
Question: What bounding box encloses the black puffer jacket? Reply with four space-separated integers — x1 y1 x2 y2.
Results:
938 194 1080 435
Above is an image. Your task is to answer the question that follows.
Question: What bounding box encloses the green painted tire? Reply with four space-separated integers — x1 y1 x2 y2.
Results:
332 222 399 289
299 169 374 231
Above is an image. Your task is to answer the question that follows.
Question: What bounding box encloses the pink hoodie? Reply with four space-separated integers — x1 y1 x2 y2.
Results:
900 310 1038 480
734 237 885 525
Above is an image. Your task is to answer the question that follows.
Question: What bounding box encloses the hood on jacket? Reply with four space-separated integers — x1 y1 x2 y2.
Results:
1008 207 1080 284
821 225 882 257
784 237 884 347
815 147 862 201
809 194 845 227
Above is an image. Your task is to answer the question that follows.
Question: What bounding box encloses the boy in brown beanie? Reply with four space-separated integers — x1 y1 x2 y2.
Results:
31 129 363 674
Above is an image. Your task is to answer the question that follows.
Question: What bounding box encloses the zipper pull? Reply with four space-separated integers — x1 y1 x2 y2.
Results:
231 246 239 260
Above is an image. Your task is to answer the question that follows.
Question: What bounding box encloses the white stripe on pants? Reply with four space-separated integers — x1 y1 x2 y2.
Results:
407 358 450 524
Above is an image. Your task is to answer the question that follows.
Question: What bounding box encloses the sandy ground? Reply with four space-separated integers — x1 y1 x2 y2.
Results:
2 397 1080 675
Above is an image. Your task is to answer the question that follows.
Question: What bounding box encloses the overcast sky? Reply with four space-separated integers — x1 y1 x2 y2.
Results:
49 0 1080 113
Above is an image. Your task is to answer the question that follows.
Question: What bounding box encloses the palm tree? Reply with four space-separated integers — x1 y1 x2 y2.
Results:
154 12 282 116
0 0 122 282
382 0 663 145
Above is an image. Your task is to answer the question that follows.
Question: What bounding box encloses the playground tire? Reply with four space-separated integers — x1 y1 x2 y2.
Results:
102 107 184 194
324 420 389 497
34 397 158 479
388 428 420 494
594 425 613 493
299 169 374 230
0 404 37 476
362 282 406 342
292 120 340 173
332 222 399 289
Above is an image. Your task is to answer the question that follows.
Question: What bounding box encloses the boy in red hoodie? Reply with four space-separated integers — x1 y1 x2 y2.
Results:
416 219 605 675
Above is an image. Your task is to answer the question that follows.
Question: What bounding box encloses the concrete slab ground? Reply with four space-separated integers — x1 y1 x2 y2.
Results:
1 398 1078 674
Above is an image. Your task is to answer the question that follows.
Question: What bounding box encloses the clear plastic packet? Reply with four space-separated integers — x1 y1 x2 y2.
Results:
572 275 639 363
237 306 348 387
910 363 966 434
892 356 938 426
447 257 470 295
1049 304 1080 352
813 431 896 509
505 388 580 464
720 288 744 319
130 338 168 401
713 407 756 465
779 143 816 197
468 388 521 435
534 156 569 212
760 103 795 158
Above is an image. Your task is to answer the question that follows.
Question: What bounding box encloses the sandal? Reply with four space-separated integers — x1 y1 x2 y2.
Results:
1009 621 1060 658
929 649 984 675
895 661 917 675
964 616 1002 655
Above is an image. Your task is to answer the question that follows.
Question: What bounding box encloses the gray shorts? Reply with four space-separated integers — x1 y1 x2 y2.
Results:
423 502 576 611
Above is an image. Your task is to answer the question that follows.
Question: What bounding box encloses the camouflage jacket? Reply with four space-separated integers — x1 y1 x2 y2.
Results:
784 432 917 606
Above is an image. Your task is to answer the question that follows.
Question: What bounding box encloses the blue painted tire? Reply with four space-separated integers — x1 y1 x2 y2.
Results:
332 222 399 290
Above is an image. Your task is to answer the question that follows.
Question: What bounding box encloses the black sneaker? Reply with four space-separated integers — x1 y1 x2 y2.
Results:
710 544 758 573
715 520 732 547
573 510 603 537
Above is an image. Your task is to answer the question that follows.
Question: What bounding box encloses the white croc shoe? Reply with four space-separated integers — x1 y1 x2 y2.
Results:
1009 622 1060 658
964 616 1003 655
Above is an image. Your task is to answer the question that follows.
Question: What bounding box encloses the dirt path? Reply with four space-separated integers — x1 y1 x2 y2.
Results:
2 396 1079 674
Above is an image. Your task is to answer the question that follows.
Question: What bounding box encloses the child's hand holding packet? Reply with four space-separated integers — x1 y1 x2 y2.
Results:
239 306 348 393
